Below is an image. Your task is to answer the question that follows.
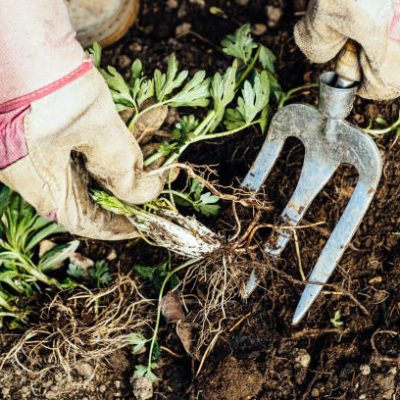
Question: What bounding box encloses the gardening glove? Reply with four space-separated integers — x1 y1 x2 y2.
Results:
294 0 400 100
0 0 165 240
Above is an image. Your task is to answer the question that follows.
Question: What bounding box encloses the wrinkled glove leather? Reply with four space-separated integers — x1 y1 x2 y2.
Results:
294 0 400 100
0 68 166 240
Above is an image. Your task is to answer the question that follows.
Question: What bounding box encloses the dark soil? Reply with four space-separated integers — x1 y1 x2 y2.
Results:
1 1 399 399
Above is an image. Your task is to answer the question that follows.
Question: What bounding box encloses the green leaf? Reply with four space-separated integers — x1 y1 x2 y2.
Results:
221 24 257 64
101 66 135 107
210 60 238 131
259 45 276 73
223 108 245 130
146 369 160 383
237 71 270 124
25 222 64 252
88 260 112 288
330 310 344 328
133 364 147 378
127 332 148 354
197 194 220 217
39 240 80 272
88 42 102 68
67 263 85 280
0 185 10 220
155 54 188 102
133 264 155 281
169 70 210 108
151 340 161 362
131 59 143 81
375 117 388 127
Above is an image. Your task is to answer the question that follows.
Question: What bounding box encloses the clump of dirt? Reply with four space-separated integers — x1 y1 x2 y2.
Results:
196 356 264 400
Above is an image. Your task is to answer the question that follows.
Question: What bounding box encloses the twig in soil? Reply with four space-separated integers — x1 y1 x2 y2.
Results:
251 260 370 318
195 320 225 377
291 328 350 339
160 346 185 358
370 329 399 363
228 312 252 333
291 228 306 281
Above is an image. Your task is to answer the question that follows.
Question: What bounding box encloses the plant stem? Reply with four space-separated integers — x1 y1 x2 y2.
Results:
190 119 260 142
128 101 168 131
163 111 216 166
143 151 165 167
278 83 318 108
363 113 400 135
146 257 201 375
235 46 261 90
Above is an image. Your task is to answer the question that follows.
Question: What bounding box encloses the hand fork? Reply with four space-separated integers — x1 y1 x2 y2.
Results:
241 42 382 325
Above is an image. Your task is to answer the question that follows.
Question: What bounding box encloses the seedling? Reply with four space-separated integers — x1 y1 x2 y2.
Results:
0 189 79 325
130 256 200 382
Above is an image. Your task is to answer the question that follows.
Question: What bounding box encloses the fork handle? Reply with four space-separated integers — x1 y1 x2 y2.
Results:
335 40 361 88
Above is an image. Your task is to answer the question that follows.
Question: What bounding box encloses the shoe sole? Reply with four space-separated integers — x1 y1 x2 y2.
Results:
76 0 139 48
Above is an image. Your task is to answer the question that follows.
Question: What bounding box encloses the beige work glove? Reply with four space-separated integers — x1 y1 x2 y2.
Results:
0 68 166 240
294 0 400 100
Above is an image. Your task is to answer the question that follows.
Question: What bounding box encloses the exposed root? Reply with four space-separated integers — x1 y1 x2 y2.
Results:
0 273 153 378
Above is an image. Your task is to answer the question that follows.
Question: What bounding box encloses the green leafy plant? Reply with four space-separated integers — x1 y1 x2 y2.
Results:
130 257 199 382
363 112 400 136
163 179 220 217
92 24 280 171
330 310 344 328
90 25 293 255
88 260 113 288
0 190 79 326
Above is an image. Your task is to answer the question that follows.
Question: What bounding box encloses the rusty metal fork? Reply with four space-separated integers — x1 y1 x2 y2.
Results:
241 42 382 325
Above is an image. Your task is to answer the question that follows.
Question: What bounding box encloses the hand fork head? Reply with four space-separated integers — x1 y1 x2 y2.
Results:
242 72 382 324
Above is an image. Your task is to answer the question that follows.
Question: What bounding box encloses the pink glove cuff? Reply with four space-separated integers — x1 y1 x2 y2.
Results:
0 58 93 170
390 0 400 40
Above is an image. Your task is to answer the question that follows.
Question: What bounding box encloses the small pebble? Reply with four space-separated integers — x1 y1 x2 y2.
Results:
42 380 53 389
295 350 311 369
99 385 107 393
189 0 205 8
265 5 283 28
369 276 383 285
20 387 29 395
74 362 94 379
359 395 367 400
118 55 132 69
2 388 10 396
129 42 143 53
106 249 117 261
252 23 267 36
114 380 121 389
175 22 192 37
54 372 63 382
360 364 371 376
166 0 178 9
311 388 320 398
235 0 250 4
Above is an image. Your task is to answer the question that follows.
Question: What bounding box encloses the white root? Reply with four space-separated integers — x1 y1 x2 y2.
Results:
128 209 221 258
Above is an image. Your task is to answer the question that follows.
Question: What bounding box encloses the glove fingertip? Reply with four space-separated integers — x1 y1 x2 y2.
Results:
294 19 347 64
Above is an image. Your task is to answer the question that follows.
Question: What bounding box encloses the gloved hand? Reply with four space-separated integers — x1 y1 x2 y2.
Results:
0 0 165 240
294 0 400 100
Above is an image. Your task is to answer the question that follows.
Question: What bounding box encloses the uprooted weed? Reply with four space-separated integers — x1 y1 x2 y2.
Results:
0 271 153 379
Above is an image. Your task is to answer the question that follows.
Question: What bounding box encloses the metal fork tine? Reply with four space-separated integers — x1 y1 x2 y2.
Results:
292 178 379 325
242 139 285 191
243 153 338 297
